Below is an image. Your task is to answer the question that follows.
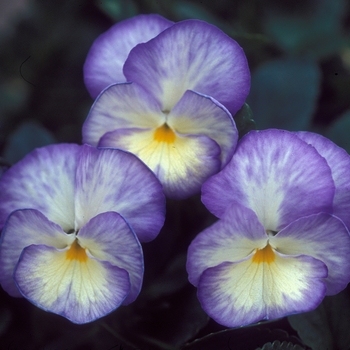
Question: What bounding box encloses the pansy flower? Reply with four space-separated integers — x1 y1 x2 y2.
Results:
187 129 350 327
0 144 165 324
84 14 174 99
82 19 250 199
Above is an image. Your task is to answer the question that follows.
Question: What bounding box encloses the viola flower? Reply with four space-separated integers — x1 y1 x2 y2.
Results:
82 19 250 199
0 144 165 324
187 129 350 327
84 14 174 99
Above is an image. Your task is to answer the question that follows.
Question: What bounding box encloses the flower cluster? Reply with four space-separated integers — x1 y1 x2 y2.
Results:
1 13 350 330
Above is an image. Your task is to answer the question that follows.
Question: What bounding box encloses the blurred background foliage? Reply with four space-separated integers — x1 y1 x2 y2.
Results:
0 0 350 349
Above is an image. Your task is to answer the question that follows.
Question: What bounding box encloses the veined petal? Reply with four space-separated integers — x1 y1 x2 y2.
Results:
77 212 143 304
0 144 80 231
202 130 335 230
296 131 350 229
99 128 221 199
84 14 173 98
82 82 164 146
124 19 250 114
270 213 350 295
187 202 268 287
14 244 130 324
74 145 165 242
198 253 327 328
0 209 74 297
168 90 238 167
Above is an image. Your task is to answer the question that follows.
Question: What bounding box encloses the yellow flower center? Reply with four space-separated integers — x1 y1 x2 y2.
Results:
153 123 176 143
66 239 88 262
252 244 275 264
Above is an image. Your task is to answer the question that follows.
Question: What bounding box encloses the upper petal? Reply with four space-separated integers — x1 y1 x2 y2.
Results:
0 209 74 297
202 129 335 230
270 213 350 295
74 145 165 242
77 211 143 305
168 90 238 168
84 14 173 98
0 144 80 231
124 19 250 114
198 253 327 328
14 244 130 324
295 131 350 229
82 82 164 146
99 128 221 199
187 202 268 287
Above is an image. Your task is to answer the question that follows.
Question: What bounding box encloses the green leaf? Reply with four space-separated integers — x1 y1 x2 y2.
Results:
96 0 138 22
288 288 350 350
256 340 305 350
247 59 320 131
233 102 256 139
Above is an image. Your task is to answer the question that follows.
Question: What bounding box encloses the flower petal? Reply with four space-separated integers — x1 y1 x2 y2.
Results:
0 209 74 297
187 202 268 287
99 128 221 199
168 90 238 167
198 253 327 328
124 19 250 114
84 14 173 98
14 244 130 324
296 131 350 229
270 213 350 295
0 144 80 231
77 212 143 304
82 82 164 146
202 129 335 230
74 145 165 242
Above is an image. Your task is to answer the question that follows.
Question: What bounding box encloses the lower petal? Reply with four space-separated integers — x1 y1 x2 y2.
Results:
14 244 130 324
99 128 221 199
198 253 327 328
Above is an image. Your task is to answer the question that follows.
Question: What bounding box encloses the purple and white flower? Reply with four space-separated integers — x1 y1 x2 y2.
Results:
187 129 350 327
82 18 250 199
0 144 165 324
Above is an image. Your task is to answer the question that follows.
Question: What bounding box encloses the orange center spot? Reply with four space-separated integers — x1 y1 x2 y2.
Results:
252 244 275 264
153 123 176 143
65 239 88 262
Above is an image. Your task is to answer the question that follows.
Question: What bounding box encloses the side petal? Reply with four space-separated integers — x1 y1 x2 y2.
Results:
14 244 130 324
168 90 238 168
124 19 250 114
0 144 80 231
270 213 350 295
187 202 268 287
0 209 74 297
74 145 165 242
296 131 350 229
202 129 335 230
198 254 327 328
99 128 221 199
84 14 173 98
82 82 164 146
77 212 143 305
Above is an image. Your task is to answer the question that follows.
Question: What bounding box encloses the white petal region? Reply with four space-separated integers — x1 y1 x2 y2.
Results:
84 14 173 98
99 126 221 199
202 130 335 230
187 202 268 286
0 144 80 231
82 82 164 146
296 131 350 229
168 90 238 167
14 244 130 324
74 145 165 242
124 19 250 114
0 209 74 297
77 212 144 304
270 213 350 295
198 252 327 328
